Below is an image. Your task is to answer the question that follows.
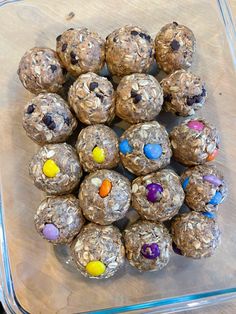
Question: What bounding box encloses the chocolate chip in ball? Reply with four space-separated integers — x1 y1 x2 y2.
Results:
96 93 104 102
131 30 139 36
50 64 57 73
27 104 35 114
42 114 56 130
62 68 67 75
56 34 62 42
67 28 74 31
130 89 138 98
89 82 98 91
113 37 118 43
170 39 180 51
133 94 142 104
61 43 68 52
173 21 179 26
64 117 70 126
187 95 203 106
71 58 78 65
70 51 76 59
139 32 151 42
164 94 172 102
201 87 206 97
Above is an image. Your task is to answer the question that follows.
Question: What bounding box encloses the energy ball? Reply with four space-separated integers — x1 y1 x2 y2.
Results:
119 121 172 176
23 93 77 145
71 223 125 279
79 170 131 225
76 124 119 172
161 70 207 116
34 195 85 244
56 28 105 77
170 119 220 166
68 72 115 125
132 169 184 221
105 25 154 78
29 143 82 195
171 211 221 258
155 22 196 74
181 165 227 213
116 73 163 124
123 220 171 272
17 47 66 94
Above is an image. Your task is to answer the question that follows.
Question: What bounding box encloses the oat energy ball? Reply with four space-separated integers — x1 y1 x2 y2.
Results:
68 72 115 125
132 169 184 221
29 143 82 195
119 121 172 176
79 170 131 225
116 73 163 123
161 70 207 116
34 195 85 244
76 124 119 172
170 119 220 166
171 211 221 258
56 28 105 77
155 22 196 74
18 47 66 94
105 25 154 78
123 220 171 271
23 93 77 145
71 223 125 279
181 165 227 213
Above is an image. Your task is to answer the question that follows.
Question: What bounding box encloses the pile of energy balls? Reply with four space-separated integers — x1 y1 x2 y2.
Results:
18 22 227 279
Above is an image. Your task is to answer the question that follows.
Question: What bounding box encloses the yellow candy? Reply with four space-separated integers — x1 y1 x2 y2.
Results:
42 159 60 178
86 260 106 277
92 146 105 163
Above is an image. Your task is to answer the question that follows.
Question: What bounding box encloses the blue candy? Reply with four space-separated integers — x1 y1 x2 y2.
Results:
143 143 162 160
182 177 190 190
208 191 223 205
119 139 133 155
202 212 216 219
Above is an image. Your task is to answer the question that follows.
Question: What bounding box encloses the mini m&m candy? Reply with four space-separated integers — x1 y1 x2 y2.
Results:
42 159 60 178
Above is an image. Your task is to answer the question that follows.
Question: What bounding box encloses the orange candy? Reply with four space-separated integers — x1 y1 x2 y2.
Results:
99 179 112 198
207 149 218 162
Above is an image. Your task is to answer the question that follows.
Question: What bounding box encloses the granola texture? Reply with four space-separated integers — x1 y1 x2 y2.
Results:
116 73 163 124
56 28 105 77
132 169 184 221
171 211 221 258
34 195 85 244
170 118 220 166
68 72 115 125
29 143 82 195
23 93 77 145
105 25 154 78
161 70 207 116
76 124 119 172
79 170 131 225
71 223 125 279
123 220 171 271
17 47 66 94
119 121 172 176
155 22 196 74
181 165 227 212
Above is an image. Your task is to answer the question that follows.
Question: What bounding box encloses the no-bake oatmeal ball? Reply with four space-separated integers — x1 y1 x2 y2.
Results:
161 70 207 116
171 211 221 258
29 143 82 195
132 169 184 221
119 121 172 176
18 47 66 94
79 170 131 225
23 93 77 145
116 73 163 124
34 195 85 244
71 223 125 279
105 25 154 78
170 118 220 166
68 72 115 125
181 164 227 213
123 220 171 272
76 124 119 172
155 22 196 74
56 28 105 77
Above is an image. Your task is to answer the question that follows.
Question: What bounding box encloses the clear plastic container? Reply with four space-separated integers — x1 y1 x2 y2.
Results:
0 0 236 313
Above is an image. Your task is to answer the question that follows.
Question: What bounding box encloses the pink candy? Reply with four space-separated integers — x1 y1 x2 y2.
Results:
187 120 205 131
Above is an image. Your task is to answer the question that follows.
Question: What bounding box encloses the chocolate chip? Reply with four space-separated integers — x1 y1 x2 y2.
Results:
130 89 138 98
67 28 74 31
50 64 57 73
113 37 118 43
187 94 203 106
170 39 180 51
42 114 56 130
133 94 142 104
64 117 70 126
149 49 153 58
139 32 151 42
62 68 67 75
131 30 139 36
71 58 78 65
96 93 104 102
61 43 67 52
70 51 76 59
201 87 206 97
56 34 62 42
27 104 35 114
89 82 98 91
164 94 172 102
173 21 178 26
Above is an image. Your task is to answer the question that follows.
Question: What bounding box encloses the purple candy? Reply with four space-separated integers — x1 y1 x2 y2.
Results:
203 175 222 187
146 183 163 203
141 243 160 259
42 223 59 241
